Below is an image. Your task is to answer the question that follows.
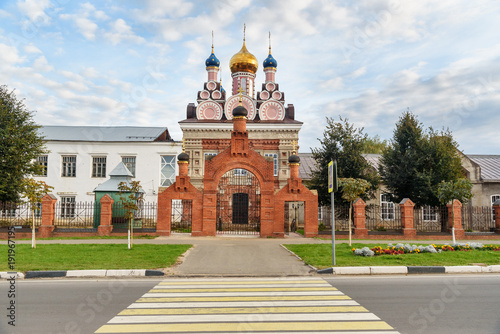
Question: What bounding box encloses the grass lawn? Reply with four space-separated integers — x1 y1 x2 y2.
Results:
284 243 500 269
1 244 192 272
16 235 157 240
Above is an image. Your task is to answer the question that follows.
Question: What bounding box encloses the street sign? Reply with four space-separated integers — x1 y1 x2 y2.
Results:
328 160 337 193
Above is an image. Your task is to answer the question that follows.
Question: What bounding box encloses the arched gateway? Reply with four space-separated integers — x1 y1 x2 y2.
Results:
156 30 318 238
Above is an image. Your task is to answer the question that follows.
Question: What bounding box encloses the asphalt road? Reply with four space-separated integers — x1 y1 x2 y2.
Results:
1 275 499 334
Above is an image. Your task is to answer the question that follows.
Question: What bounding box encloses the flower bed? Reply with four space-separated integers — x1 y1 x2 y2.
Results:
353 242 500 257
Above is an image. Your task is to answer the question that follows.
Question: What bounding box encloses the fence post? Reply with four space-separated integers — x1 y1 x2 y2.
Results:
98 194 114 236
39 194 57 238
400 198 416 238
353 198 367 238
156 189 171 236
447 199 464 239
493 200 500 234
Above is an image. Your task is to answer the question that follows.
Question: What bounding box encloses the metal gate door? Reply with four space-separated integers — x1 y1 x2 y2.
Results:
216 169 260 235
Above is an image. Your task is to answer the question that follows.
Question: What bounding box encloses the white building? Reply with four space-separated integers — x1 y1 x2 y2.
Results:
33 126 182 203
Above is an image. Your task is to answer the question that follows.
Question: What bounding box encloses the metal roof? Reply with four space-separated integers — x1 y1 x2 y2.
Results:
298 153 316 180
468 155 500 181
38 126 171 142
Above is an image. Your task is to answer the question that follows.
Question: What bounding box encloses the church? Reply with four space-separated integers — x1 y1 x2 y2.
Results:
157 30 319 238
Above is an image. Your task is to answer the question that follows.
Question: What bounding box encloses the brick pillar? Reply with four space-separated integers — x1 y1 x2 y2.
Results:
353 198 367 238
39 194 57 238
156 188 171 236
493 200 500 234
98 194 114 236
447 199 464 239
400 198 416 238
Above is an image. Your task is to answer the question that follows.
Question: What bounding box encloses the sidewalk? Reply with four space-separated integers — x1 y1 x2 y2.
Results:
2 234 500 279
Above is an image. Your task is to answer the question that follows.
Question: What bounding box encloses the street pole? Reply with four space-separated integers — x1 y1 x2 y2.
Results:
331 191 335 266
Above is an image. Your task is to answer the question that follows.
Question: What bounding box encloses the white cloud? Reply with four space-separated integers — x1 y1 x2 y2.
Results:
33 55 53 72
24 44 42 54
17 0 52 25
103 19 145 45
0 43 23 65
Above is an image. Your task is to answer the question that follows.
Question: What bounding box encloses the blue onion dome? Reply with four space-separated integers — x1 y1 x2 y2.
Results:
263 53 277 69
178 152 189 162
288 154 300 164
233 105 248 117
205 47 220 68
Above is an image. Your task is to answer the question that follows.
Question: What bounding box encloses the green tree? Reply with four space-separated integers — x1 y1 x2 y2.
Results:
20 178 53 248
338 178 371 246
362 135 389 154
118 181 144 249
379 111 464 207
0 85 45 203
310 117 380 206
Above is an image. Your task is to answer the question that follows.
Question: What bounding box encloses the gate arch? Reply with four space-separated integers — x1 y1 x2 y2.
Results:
216 168 260 234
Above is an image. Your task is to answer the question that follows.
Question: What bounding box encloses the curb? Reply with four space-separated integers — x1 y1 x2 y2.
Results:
1 269 165 279
318 265 500 275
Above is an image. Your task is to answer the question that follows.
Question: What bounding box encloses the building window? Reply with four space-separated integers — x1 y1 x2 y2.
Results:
160 155 176 187
264 153 278 176
423 206 438 221
234 169 248 176
36 155 48 176
61 196 75 218
492 195 500 221
381 194 395 220
61 156 76 177
122 156 136 177
92 156 106 178
204 152 217 171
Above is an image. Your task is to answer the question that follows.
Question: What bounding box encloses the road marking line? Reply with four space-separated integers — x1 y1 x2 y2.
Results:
119 305 369 315
152 283 331 289
136 295 352 302
149 287 338 293
143 291 344 297
108 312 380 323
95 321 394 333
158 279 326 285
127 300 361 308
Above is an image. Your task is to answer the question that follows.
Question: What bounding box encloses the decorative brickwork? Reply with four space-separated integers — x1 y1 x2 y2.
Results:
353 198 367 238
39 194 57 238
400 198 416 238
97 194 114 236
447 199 464 239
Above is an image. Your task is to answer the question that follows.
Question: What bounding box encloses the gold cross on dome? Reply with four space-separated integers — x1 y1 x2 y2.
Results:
292 140 297 154
182 138 186 152
237 85 244 105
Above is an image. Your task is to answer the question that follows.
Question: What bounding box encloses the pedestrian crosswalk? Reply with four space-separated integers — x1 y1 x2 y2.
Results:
94 277 400 333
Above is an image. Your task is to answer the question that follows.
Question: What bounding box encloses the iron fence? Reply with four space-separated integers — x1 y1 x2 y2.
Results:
171 200 192 233
318 205 350 231
414 206 448 232
111 202 157 230
0 202 41 228
366 204 402 231
462 206 495 232
54 202 96 229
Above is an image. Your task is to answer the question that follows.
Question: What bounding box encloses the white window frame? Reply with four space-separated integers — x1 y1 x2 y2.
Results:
492 195 500 221
423 206 438 222
60 196 75 218
61 155 76 177
264 153 279 176
92 156 107 178
122 156 136 177
160 155 176 187
36 155 48 177
381 194 395 220
234 168 248 176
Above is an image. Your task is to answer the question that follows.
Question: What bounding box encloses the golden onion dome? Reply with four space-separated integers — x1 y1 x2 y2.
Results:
229 40 258 74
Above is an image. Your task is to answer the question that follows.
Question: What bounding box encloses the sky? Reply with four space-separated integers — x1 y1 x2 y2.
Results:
1 0 499 154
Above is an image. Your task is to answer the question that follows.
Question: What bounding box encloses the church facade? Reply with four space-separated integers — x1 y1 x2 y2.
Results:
157 32 318 238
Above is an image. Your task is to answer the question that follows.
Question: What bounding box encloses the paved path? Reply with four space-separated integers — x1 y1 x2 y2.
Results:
173 236 314 276
94 277 399 334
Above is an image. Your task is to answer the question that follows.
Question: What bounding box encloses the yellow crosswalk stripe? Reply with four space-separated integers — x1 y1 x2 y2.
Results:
149 286 338 293
119 305 369 315
95 321 394 333
137 295 351 302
